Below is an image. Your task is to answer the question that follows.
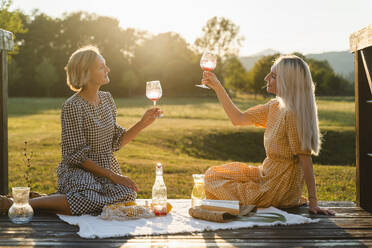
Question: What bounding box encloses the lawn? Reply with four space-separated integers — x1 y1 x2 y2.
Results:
7 94 356 201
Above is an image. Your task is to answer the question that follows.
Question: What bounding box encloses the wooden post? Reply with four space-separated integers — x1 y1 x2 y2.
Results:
350 25 372 213
0 29 14 195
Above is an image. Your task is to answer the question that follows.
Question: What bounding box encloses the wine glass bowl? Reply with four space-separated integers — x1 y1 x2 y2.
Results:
146 80 163 118
196 51 217 89
146 80 162 107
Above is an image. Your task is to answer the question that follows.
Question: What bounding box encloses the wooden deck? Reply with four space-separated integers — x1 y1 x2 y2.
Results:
0 201 372 247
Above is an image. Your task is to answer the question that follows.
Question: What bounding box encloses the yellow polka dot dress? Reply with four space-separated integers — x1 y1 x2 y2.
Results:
205 98 310 208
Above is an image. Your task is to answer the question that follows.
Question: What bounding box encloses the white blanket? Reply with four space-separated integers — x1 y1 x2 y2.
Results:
58 199 318 239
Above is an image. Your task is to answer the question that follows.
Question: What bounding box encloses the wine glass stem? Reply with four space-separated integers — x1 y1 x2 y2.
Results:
153 101 157 107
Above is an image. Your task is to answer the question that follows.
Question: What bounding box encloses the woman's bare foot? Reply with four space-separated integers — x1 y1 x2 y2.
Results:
0 195 13 214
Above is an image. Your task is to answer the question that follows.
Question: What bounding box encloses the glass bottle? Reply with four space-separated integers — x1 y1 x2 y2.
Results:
191 174 206 208
8 187 34 224
152 162 167 216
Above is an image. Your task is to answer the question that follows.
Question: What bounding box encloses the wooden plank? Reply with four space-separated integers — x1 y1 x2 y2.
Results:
0 29 13 196
2 228 372 240
0 217 372 231
350 24 372 52
0 239 371 248
0 50 8 195
0 29 14 51
361 49 372 94
355 50 361 208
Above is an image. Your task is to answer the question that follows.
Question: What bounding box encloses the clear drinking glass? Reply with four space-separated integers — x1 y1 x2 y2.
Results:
8 187 34 224
191 174 206 208
146 80 163 117
195 51 217 89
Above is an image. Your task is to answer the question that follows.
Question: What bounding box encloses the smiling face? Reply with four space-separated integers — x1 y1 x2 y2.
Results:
88 55 110 88
264 66 277 95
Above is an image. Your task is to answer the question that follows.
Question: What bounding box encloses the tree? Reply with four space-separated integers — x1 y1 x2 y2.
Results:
11 11 144 97
132 32 200 96
223 56 249 93
194 16 244 59
120 70 139 97
247 54 279 98
34 58 58 97
0 0 27 54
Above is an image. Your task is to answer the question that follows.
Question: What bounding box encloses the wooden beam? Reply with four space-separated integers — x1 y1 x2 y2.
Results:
354 50 360 207
350 25 372 52
360 49 372 94
0 29 13 195
0 50 8 195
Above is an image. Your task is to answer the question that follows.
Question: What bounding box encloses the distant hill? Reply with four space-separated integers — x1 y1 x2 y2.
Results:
239 50 354 80
306 51 354 78
239 49 279 72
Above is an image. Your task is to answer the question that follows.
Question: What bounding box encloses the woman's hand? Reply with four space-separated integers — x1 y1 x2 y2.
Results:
110 173 139 192
139 107 162 129
309 200 335 215
201 71 222 91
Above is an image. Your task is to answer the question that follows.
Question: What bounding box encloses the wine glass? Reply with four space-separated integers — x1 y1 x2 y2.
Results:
195 51 217 89
146 80 163 117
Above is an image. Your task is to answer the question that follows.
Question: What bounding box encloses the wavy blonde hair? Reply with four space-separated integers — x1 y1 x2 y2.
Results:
273 55 321 155
65 45 101 92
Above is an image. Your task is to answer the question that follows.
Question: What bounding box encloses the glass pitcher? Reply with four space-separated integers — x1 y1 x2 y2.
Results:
8 187 34 224
191 174 206 208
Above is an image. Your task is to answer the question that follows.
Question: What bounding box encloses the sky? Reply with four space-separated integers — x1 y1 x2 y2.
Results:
9 0 372 56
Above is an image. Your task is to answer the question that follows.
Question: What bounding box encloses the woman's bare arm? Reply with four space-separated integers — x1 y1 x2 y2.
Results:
202 71 249 126
299 154 335 215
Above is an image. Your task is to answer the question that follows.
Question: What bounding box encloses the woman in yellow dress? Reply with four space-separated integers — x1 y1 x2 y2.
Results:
201 55 334 215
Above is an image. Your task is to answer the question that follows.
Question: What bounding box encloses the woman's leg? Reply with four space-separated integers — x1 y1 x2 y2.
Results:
30 194 72 215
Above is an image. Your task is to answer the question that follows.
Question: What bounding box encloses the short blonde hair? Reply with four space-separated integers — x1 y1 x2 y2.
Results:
65 45 101 92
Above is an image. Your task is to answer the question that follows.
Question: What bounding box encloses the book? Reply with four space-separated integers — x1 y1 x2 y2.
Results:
200 200 241 215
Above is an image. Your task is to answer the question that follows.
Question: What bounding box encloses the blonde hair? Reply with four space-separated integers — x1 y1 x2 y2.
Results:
65 45 101 92
273 55 321 155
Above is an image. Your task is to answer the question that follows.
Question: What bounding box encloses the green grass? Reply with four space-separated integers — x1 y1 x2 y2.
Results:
8 95 356 202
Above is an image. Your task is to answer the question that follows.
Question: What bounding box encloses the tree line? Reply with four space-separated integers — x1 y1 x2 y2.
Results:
1 0 353 98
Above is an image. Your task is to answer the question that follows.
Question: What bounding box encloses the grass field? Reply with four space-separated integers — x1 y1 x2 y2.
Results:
7 94 356 201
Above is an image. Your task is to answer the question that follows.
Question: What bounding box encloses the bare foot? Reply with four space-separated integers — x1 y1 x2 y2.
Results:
0 195 13 214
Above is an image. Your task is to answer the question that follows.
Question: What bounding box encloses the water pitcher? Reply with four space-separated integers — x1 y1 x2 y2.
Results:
8 187 34 224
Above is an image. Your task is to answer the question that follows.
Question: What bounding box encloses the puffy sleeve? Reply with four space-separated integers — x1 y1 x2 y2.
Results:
286 111 312 156
61 102 90 166
243 99 273 128
107 92 126 152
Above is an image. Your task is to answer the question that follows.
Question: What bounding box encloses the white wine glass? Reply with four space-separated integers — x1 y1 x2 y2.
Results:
195 51 217 89
146 80 163 117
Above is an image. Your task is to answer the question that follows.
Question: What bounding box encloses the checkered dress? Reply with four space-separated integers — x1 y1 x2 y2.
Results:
205 98 310 208
57 91 136 215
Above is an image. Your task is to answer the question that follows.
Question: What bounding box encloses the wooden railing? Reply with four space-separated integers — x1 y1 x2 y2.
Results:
350 25 372 213
0 29 14 195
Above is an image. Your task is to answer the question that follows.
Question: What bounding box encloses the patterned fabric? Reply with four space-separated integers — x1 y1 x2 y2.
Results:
205 98 310 208
57 91 137 215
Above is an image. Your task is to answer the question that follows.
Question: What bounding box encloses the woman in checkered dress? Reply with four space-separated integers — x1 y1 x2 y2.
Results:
0 46 162 215
201 55 334 215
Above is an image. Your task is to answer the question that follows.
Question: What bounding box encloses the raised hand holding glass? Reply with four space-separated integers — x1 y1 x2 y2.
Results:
196 51 217 89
